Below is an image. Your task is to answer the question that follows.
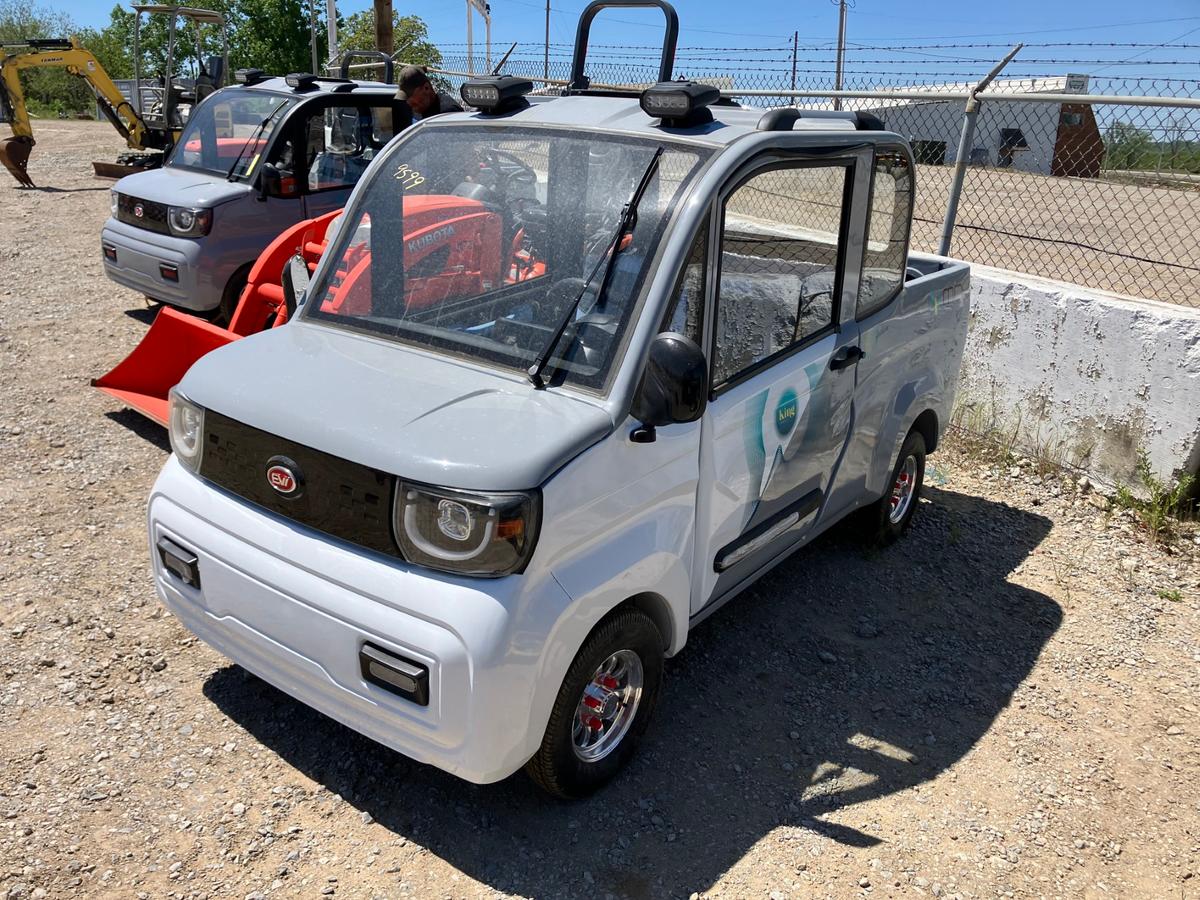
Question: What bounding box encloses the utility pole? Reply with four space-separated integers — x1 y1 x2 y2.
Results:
544 0 550 82
374 0 393 56
326 0 338 67
833 0 847 110
309 0 319 73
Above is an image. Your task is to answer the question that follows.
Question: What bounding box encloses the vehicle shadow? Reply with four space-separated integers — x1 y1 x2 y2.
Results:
122 305 160 325
103 409 170 452
203 484 1060 898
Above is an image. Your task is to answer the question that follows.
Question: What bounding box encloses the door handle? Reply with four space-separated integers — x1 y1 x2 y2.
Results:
829 346 864 371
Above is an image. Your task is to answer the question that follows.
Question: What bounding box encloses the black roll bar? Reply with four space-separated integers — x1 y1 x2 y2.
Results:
338 50 395 84
568 0 678 91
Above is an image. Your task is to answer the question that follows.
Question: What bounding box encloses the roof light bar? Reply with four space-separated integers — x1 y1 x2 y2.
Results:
284 72 318 91
459 75 534 114
234 68 266 85
640 81 720 126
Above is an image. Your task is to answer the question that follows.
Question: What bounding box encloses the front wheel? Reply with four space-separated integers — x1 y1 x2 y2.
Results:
867 430 926 546
525 609 663 799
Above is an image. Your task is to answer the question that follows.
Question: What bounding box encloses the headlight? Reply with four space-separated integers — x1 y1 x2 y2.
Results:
167 205 212 237
168 390 205 472
394 484 540 577
110 190 119 216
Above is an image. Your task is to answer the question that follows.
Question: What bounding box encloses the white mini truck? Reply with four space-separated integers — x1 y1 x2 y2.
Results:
148 0 970 798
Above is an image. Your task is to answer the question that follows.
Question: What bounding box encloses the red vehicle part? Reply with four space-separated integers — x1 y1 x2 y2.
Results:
94 196 544 426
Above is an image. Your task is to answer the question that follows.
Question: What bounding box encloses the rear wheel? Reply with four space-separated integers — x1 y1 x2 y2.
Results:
525 609 663 799
867 430 926 546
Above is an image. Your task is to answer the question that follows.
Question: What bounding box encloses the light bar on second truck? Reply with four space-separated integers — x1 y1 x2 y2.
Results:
459 75 533 114
640 81 720 126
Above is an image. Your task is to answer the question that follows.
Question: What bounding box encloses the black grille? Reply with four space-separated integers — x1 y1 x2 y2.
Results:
198 410 400 558
116 193 170 235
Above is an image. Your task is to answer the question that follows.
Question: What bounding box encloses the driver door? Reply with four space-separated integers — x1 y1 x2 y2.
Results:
302 100 405 219
693 155 863 613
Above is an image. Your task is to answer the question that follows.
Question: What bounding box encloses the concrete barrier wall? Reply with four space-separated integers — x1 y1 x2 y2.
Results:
955 265 1200 490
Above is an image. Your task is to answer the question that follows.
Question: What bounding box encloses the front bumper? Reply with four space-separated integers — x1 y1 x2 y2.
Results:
148 456 571 783
101 217 220 311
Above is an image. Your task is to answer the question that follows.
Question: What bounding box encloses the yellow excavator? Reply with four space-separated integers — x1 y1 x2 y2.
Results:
0 5 228 187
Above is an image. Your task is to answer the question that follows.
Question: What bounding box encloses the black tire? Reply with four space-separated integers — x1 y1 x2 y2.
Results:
214 264 253 327
525 608 663 799
867 430 926 546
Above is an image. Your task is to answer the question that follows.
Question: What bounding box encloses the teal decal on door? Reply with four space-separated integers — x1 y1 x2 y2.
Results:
775 389 798 437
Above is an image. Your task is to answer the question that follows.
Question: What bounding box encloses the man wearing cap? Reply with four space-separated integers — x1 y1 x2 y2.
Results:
396 65 463 119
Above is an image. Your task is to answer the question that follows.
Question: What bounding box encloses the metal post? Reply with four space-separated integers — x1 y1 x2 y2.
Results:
467 1 473 73
326 0 338 66
790 30 797 98
486 7 492 73
938 44 1023 257
133 12 141 116
309 0 319 74
544 0 550 81
833 0 846 111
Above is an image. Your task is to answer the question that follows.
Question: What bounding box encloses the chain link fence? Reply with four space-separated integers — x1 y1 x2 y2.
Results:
407 49 1200 308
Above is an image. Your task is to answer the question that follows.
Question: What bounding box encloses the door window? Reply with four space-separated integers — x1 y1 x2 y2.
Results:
857 148 913 319
306 104 397 192
712 164 848 387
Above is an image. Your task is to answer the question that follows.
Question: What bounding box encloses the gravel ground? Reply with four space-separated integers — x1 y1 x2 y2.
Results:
1 121 1198 900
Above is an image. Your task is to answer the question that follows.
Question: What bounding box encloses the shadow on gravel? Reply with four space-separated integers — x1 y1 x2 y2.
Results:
104 409 169 452
24 185 112 193
204 484 1060 898
122 305 160 325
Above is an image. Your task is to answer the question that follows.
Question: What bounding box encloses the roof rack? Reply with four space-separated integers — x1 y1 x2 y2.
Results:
757 108 885 132
567 0 678 94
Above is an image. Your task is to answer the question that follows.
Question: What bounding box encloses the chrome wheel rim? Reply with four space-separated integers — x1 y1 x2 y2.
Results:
572 649 643 762
889 455 917 524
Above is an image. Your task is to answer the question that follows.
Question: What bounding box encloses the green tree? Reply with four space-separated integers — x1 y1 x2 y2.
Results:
338 10 441 70
1103 121 1154 172
226 0 326 75
0 0 93 115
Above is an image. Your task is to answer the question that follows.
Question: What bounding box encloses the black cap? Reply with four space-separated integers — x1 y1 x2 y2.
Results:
395 64 429 100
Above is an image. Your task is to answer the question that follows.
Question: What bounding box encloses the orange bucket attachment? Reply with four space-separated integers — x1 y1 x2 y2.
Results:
92 308 238 426
1 136 35 188
92 209 342 426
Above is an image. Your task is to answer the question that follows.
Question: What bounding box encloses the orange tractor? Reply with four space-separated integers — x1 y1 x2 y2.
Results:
94 193 545 424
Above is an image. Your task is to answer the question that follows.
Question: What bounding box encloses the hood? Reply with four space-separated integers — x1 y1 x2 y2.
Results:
179 322 616 492
114 164 252 208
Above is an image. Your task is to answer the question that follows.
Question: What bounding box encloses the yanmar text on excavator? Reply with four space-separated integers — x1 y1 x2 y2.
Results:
140 0 971 798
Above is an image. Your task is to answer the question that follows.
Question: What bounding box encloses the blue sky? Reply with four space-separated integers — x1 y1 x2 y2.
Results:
54 0 1200 81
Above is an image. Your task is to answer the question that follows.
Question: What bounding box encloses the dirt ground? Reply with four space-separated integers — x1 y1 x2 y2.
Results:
1 121 1198 900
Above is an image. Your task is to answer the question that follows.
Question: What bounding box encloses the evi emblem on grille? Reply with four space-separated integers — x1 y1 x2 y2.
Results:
265 456 304 498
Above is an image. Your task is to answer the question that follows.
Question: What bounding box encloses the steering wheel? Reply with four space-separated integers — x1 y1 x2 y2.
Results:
484 149 537 186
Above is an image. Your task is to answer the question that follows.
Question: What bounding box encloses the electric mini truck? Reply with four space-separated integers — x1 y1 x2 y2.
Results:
101 62 409 320
146 1 970 797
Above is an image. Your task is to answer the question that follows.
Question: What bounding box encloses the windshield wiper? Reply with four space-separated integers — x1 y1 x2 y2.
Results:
527 146 664 389
226 100 288 181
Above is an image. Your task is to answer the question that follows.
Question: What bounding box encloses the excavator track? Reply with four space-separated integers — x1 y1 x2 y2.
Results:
0 135 34 187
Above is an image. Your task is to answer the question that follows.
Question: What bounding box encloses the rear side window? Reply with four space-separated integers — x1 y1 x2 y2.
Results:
712 163 848 387
857 148 913 318
306 104 399 192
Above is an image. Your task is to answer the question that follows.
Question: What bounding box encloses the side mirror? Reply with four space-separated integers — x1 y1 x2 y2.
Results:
280 254 310 318
630 331 707 442
259 163 297 200
258 163 280 200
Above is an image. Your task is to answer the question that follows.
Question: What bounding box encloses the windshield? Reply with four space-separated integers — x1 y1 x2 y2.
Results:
169 91 298 180
301 125 710 390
